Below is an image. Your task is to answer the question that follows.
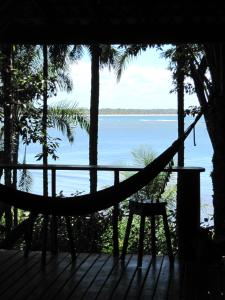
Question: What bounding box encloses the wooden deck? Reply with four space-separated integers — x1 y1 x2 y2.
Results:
0 250 224 300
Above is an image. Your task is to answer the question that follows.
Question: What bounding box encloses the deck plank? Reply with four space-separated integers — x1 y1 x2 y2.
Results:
96 254 132 300
68 254 110 299
0 251 38 286
181 261 197 300
12 252 69 300
110 255 140 300
82 255 119 300
31 253 90 300
0 249 30 280
138 256 164 299
0 249 20 264
0 252 41 298
153 256 173 300
124 255 152 300
1 254 53 299
167 256 184 300
207 262 225 300
0 250 224 300
46 253 99 299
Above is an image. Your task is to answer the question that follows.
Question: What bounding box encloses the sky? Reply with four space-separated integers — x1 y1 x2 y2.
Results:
51 47 198 110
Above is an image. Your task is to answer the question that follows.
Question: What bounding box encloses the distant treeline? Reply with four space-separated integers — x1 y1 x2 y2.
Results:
83 108 177 115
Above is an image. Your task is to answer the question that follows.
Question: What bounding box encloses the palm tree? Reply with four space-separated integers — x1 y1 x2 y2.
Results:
89 44 120 192
0 44 88 231
161 44 225 238
72 44 120 193
0 44 13 233
191 45 225 239
89 44 100 193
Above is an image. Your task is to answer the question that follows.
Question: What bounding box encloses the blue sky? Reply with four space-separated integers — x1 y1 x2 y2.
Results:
51 47 198 110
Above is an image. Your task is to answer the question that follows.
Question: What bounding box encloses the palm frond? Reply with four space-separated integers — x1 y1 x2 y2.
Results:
48 45 71 70
115 49 137 82
115 44 150 82
48 102 89 144
123 145 173 202
69 45 85 61
99 45 121 71
18 147 33 192
54 72 73 93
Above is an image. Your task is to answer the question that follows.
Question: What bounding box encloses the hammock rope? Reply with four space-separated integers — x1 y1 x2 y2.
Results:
0 112 202 216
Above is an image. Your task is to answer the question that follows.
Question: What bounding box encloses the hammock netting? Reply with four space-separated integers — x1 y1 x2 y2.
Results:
0 113 202 216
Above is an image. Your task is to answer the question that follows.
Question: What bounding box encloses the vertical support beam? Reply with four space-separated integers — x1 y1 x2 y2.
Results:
2 44 13 234
176 167 204 259
176 45 185 167
42 45 48 263
51 169 58 254
42 44 48 196
51 169 56 197
112 170 119 256
89 44 100 194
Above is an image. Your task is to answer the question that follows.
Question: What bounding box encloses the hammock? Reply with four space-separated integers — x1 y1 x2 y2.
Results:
0 112 202 216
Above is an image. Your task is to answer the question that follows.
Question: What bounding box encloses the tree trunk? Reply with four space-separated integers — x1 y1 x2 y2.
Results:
12 132 19 227
89 44 100 193
176 45 185 167
203 44 225 238
211 94 225 238
43 45 48 196
1 44 13 233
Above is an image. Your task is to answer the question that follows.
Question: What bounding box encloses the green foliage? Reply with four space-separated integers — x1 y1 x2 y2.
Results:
5 146 177 255
122 145 174 202
116 44 150 81
102 146 177 255
48 101 90 144
18 147 33 192
0 45 85 161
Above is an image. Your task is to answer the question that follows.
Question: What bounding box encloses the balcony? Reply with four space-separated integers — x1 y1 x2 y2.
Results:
1 164 224 299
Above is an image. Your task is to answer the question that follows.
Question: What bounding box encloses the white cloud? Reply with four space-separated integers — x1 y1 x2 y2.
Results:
51 50 198 109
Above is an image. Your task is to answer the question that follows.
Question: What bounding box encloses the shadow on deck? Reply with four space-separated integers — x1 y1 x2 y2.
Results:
0 250 224 300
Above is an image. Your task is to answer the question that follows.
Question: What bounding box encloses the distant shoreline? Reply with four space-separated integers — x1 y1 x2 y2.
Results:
83 108 177 115
99 114 177 116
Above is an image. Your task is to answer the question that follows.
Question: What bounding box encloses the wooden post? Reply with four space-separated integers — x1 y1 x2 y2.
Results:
176 167 205 259
112 170 120 256
51 169 58 254
42 44 48 197
42 45 48 264
51 169 56 197
176 44 185 168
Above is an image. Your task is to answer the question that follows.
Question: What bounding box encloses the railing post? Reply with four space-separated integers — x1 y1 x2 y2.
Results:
51 169 56 197
176 167 205 260
51 168 58 254
112 170 120 256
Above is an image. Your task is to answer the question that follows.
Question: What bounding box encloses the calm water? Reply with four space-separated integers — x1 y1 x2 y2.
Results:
20 115 213 219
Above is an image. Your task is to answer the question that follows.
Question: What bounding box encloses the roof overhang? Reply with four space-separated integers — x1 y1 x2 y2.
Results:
0 1 225 44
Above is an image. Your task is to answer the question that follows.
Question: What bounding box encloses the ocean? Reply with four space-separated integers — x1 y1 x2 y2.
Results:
20 114 213 220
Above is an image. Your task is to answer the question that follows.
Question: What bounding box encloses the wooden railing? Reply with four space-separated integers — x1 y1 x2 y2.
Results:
0 164 205 258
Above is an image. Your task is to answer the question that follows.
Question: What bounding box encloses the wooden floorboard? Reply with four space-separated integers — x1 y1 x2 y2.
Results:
32 253 90 300
82 255 119 300
167 257 183 300
13 253 69 300
139 256 164 299
153 256 173 300
0 250 224 300
68 254 110 299
110 254 140 300
96 254 132 300
0 252 39 297
124 255 152 300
